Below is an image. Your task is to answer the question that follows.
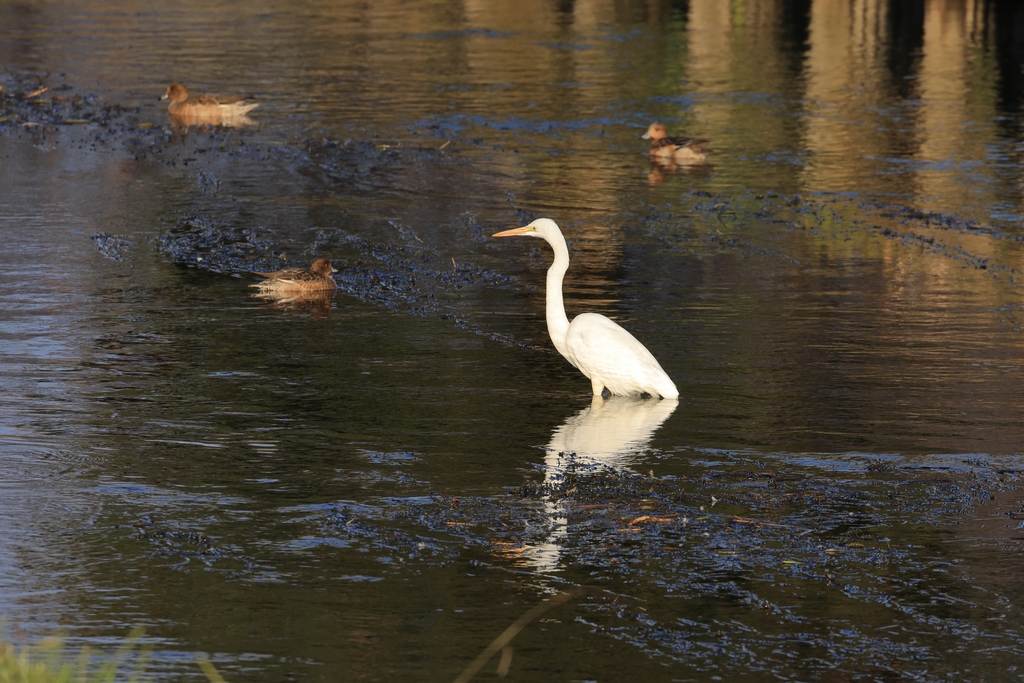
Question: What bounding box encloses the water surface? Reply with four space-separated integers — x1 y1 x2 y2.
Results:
2 0 1024 680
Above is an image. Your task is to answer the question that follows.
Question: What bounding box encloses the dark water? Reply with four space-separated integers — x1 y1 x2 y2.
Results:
2 0 1024 680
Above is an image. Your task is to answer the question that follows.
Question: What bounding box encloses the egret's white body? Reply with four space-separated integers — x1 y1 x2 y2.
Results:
493 218 679 399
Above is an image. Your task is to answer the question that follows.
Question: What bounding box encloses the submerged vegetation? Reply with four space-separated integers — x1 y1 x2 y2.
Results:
0 628 223 683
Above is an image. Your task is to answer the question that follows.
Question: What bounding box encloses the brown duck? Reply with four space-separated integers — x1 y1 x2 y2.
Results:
161 82 258 126
249 258 338 293
642 123 710 164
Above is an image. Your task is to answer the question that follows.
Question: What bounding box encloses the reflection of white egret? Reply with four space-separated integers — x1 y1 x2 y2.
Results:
526 396 678 572
493 219 678 399
549 395 679 465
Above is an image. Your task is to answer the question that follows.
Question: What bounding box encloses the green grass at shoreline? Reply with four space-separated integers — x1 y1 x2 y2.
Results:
0 627 223 682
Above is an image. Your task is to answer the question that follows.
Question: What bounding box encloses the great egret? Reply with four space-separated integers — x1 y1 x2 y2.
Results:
642 123 710 164
250 257 338 292
493 218 679 399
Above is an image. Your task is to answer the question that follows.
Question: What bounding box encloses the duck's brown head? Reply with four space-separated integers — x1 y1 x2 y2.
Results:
642 123 668 141
161 83 190 103
310 258 337 276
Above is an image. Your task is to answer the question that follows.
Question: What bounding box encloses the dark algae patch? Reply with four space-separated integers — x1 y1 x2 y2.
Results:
175 451 1021 681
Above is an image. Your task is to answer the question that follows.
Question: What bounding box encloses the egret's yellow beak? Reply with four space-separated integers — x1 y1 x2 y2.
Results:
493 226 534 238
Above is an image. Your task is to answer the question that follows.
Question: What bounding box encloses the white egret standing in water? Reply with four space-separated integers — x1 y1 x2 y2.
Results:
493 218 679 399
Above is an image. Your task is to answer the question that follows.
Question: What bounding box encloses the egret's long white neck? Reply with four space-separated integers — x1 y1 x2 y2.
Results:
542 232 572 359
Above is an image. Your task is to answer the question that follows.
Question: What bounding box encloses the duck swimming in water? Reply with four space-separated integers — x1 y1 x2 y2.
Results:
642 123 710 164
161 82 259 127
249 258 338 293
